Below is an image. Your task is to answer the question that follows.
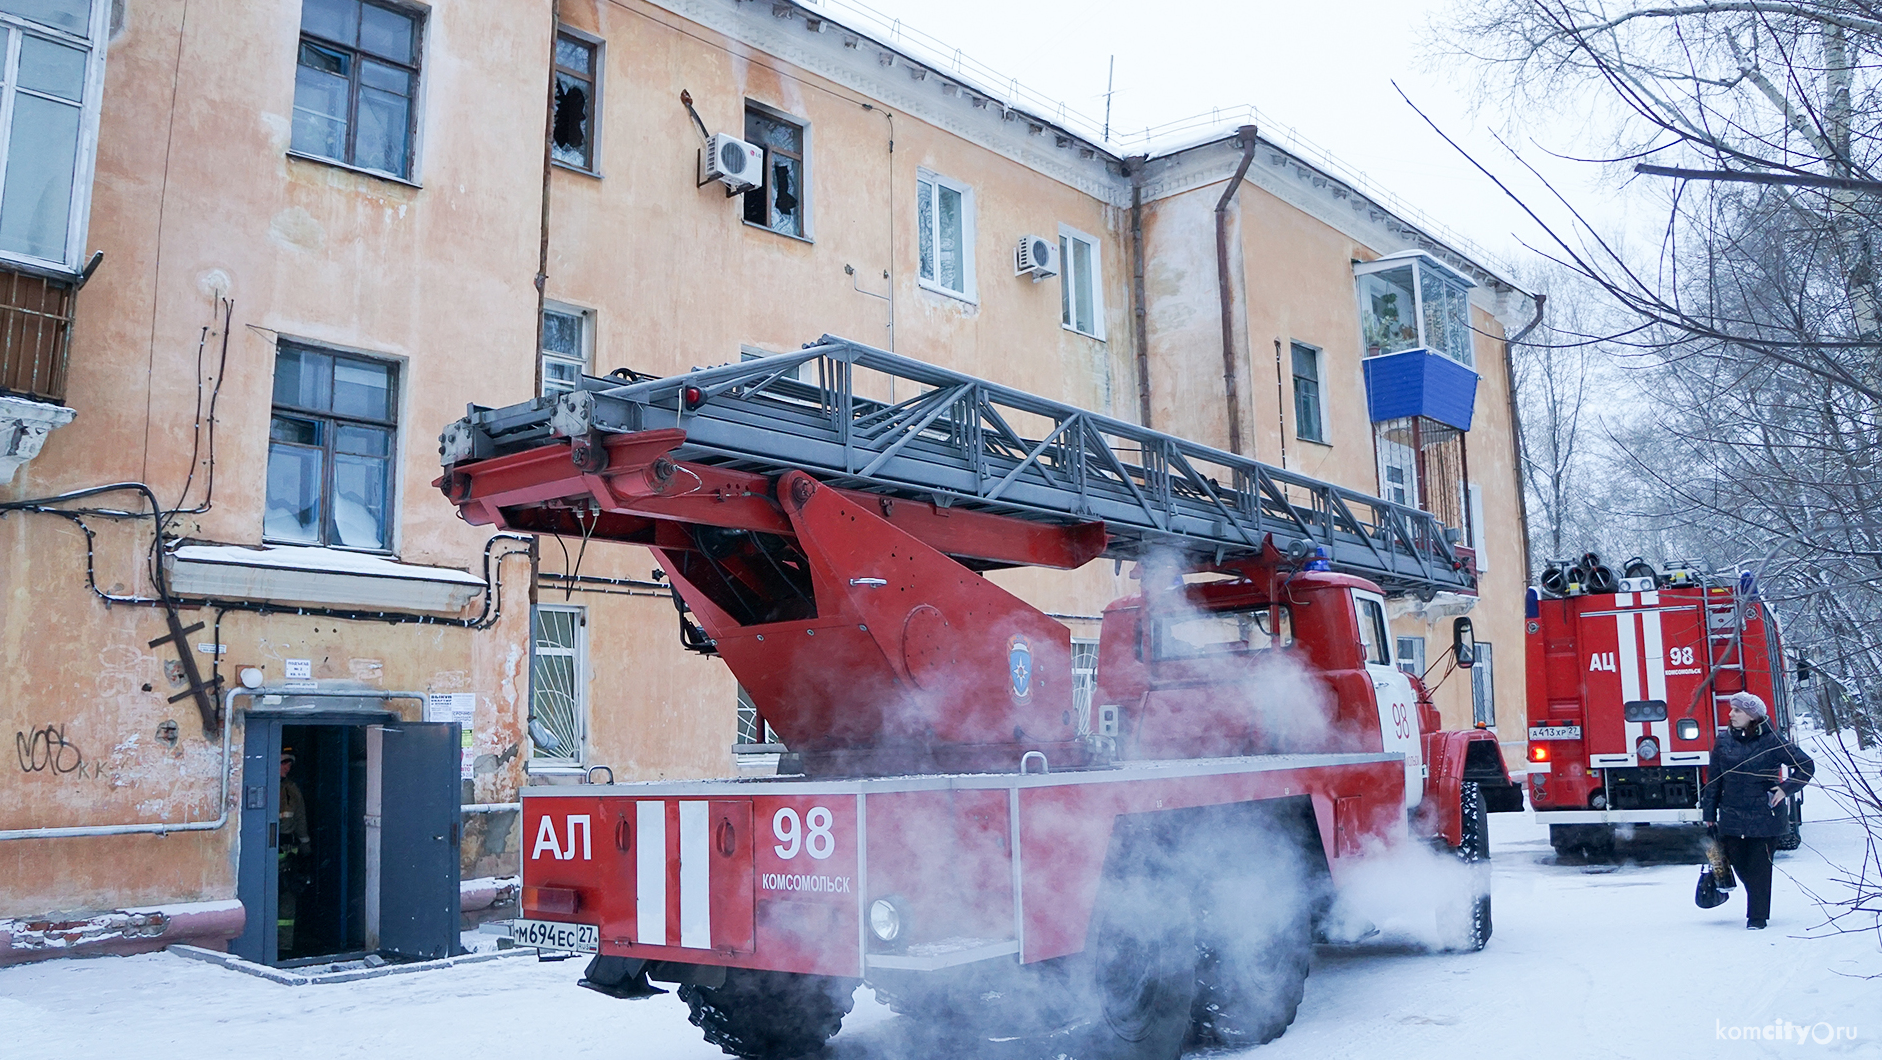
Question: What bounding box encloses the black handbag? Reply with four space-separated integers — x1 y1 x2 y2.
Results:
1695 864 1730 909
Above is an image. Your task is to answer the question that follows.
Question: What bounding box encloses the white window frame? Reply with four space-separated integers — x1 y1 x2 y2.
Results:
550 24 604 176
529 603 587 772
735 684 781 749
1471 641 1495 727
915 167 976 303
1071 637 1099 735
540 300 593 396
0 1 110 275
1058 224 1104 339
1291 340 1328 445
1353 251 1477 369
1377 432 1418 507
1467 482 1488 570
1395 635 1426 678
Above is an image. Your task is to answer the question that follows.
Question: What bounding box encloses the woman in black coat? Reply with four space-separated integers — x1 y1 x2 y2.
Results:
1700 691 1814 928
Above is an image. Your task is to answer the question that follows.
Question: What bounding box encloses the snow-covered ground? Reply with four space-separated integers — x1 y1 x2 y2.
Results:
3 737 1876 1059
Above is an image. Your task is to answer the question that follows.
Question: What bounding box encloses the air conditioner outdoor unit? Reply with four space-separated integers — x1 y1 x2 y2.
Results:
700 132 764 193
1015 234 1059 280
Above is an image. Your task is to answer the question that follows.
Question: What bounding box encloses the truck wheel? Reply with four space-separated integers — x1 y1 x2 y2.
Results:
1188 892 1311 1048
1549 823 1614 859
1080 875 1197 1060
1439 781 1493 953
679 968 858 1059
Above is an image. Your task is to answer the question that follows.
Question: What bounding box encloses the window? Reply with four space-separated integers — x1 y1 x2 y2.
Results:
1059 226 1103 338
1153 606 1293 661
266 344 398 550
1471 641 1495 727
550 29 599 172
916 169 974 300
1396 636 1425 677
735 685 780 747
0 0 106 272
1355 594 1391 667
541 303 591 395
743 106 807 238
1467 482 1488 570
530 605 586 768
1355 252 1476 366
1071 638 1099 735
1378 432 1416 506
292 0 421 180
1292 342 1325 443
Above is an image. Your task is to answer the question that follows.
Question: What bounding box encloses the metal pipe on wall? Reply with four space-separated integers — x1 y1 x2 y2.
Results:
1128 154 1152 428
0 688 426 842
1215 126 1260 454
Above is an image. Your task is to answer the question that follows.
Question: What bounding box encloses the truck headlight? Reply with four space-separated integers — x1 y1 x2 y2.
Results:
869 897 905 943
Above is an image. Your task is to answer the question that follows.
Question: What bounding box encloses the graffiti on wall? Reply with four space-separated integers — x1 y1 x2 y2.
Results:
16 724 83 775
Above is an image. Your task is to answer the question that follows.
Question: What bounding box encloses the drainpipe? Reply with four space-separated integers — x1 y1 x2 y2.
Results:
0 688 425 841
1215 126 1259 454
1128 154 1152 428
1503 291 1547 581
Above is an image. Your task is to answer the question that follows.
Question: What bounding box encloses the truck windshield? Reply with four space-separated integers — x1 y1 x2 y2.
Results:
1152 606 1293 660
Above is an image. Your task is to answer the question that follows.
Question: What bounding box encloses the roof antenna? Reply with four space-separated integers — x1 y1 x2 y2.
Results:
1103 55 1115 142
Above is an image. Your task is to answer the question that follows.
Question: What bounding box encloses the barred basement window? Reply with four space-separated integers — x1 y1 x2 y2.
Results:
735 685 779 747
530 604 586 769
1071 638 1099 735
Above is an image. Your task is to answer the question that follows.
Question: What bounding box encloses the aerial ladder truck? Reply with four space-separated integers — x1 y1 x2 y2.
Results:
436 336 1521 1059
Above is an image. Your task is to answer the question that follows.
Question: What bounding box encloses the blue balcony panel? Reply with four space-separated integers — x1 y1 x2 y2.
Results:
1361 348 1479 431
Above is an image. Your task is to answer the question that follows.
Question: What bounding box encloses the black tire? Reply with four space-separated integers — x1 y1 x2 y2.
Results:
679 968 858 1059
1189 883 1311 1049
1079 874 1198 1060
1439 781 1493 953
1549 823 1614 859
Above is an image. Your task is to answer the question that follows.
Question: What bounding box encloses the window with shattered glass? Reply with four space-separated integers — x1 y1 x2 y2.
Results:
551 30 599 171
742 106 805 237
530 605 585 769
291 0 421 179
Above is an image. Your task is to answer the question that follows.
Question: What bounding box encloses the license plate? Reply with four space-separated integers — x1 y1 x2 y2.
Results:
512 919 599 953
1529 725 1582 740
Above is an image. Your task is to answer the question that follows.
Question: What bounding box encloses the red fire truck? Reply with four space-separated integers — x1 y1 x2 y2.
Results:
439 338 1520 1058
1524 557 1801 857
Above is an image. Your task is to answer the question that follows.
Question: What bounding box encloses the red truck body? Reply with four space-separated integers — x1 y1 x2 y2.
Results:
441 341 1518 1057
1524 567 1799 854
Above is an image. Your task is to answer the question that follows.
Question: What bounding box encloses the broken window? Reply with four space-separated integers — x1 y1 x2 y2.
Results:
266 343 398 550
742 105 806 237
540 303 590 395
291 0 422 180
551 29 599 171
0 0 106 272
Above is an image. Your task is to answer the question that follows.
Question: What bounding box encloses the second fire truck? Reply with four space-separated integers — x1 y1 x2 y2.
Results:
1525 556 1801 856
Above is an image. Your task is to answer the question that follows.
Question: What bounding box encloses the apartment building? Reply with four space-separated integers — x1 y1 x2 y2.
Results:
0 0 1534 965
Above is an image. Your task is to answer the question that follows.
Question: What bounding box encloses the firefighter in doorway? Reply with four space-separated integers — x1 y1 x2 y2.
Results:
278 750 312 952
1701 692 1814 929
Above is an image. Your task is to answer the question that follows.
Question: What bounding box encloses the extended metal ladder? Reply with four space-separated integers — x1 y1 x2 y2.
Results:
444 336 1476 597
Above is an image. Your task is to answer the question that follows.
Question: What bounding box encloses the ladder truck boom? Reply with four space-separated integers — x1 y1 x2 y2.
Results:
441 336 1477 595
439 335 1514 1060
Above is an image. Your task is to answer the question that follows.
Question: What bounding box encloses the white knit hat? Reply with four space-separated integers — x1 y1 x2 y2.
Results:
1725 691 1768 719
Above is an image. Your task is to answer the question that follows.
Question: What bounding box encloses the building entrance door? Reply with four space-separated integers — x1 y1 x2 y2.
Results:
234 710 460 966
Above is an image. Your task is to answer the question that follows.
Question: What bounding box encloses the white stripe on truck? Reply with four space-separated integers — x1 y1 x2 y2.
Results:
679 801 711 950
637 800 666 946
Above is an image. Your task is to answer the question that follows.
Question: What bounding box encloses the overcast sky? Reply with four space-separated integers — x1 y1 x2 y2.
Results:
819 0 1640 280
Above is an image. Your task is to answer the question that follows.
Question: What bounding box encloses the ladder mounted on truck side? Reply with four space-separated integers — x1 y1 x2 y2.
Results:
440 335 1476 598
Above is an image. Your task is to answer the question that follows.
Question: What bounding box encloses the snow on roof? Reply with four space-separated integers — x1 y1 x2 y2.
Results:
791 1 1521 287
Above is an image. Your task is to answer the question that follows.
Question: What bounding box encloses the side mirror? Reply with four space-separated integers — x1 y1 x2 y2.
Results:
1453 617 1476 669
